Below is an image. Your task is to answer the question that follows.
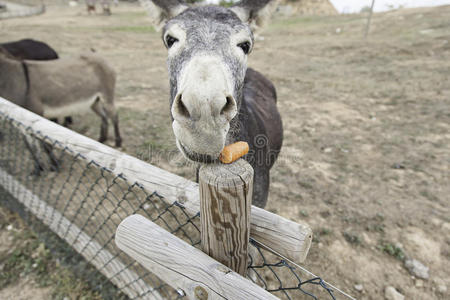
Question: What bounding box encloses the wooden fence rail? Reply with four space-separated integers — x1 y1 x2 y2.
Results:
0 97 312 264
116 214 279 300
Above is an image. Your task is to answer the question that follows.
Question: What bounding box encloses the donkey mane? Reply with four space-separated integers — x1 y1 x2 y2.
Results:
0 47 21 61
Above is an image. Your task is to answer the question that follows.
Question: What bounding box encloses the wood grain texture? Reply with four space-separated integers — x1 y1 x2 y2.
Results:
199 159 253 276
0 168 159 300
116 214 279 300
250 206 312 262
0 97 312 263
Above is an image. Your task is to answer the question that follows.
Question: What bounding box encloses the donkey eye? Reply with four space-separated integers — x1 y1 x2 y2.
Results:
165 35 179 48
237 41 251 54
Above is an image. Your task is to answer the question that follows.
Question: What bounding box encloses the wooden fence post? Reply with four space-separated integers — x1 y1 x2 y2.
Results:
199 159 253 276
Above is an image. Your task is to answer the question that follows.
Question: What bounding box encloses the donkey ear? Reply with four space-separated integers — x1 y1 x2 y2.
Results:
230 0 280 30
139 0 188 31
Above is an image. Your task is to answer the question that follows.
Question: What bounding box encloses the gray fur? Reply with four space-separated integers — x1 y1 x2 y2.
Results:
165 6 250 111
231 0 280 29
145 0 282 208
0 48 122 147
153 0 185 11
139 0 188 29
232 0 278 18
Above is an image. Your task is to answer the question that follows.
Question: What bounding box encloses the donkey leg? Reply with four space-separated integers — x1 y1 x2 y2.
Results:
104 104 121 147
252 167 270 208
111 112 122 147
63 116 73 127
91 98 109 143
113 117 122 147
41 141 59 172
23 135 44 176
19 100 47 174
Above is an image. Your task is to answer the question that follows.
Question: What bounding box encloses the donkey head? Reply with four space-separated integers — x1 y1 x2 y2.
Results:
142 0 279 163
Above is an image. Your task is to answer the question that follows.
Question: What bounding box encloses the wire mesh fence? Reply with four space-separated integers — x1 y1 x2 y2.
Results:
0 104 342 299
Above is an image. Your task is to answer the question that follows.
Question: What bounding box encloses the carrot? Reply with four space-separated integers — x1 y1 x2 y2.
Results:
219 141 249 164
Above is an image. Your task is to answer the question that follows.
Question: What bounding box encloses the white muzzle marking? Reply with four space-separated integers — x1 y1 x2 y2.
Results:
171 54 237 158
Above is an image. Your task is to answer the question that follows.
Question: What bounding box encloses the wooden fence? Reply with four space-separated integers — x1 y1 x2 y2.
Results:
0 97 314 299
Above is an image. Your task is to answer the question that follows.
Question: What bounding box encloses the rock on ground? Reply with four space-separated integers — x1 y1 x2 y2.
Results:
433 278 447 294
385 286 405 300
405 259 429 279
354 284 363 292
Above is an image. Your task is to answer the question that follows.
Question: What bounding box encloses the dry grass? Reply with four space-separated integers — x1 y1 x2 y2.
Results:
0 2 449 299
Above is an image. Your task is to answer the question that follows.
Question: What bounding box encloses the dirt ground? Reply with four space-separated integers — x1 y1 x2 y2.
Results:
0 276 51 300
0 2 449 299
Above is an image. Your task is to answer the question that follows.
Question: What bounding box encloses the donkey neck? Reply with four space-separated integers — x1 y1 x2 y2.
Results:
0 54 23 72
230 86 248 142
0 55 25 84
0 55 29 104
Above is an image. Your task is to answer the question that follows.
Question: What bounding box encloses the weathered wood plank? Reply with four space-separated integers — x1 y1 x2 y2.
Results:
116 214 279 300
199 159 253 276
0 97 312 263
0 168 161 300
250 206 312 262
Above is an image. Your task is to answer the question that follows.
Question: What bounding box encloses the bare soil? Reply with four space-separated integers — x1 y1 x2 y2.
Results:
0 2 449 299
0 277 51 300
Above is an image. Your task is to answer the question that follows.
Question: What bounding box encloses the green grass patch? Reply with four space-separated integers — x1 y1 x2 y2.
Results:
104 25 155 33
116 11 147 20
0 230 47 289
299 210 309 218
313 227 333 243
343 231 362 245
0 209 103 299
67 25 155 34
378 241 406 261
0 232 53 289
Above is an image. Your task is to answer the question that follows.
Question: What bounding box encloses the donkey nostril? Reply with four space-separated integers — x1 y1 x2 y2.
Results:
175 94 191 119
220 96 236 118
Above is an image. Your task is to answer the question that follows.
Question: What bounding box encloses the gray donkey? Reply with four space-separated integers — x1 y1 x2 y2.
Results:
141 0 283 208
0 48 122 147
